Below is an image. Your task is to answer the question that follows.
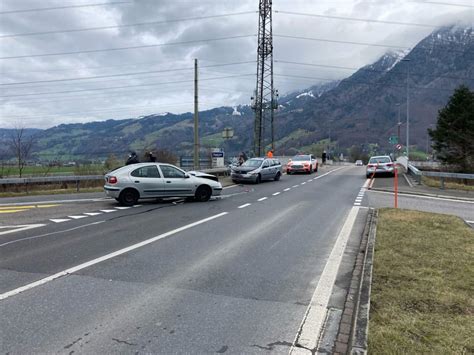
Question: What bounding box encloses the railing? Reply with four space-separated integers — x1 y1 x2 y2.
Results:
408 164 474 188
0 175 104 193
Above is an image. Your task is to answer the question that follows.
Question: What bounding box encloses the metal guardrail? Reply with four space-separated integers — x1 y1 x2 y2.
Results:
0 175 104 193
408 163 474 188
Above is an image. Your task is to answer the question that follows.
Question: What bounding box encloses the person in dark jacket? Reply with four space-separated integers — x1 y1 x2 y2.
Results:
146 151 156 162
125 151 140 165
322 150 327 165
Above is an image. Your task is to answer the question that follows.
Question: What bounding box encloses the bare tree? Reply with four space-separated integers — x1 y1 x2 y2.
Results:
9 127 35 177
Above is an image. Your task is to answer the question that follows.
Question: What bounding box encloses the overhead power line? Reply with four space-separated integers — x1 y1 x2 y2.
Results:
274 34 408 49
410 1 474 8
275 60 473 81
274 10 438 28
0 11 257 39
0 73 255 98
0 35 256 60
0 1 131 15
0 61 255 86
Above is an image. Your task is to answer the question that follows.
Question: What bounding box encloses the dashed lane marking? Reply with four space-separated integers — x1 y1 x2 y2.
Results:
100 209 117 213
284 188 291 191
258 197 268 201
50 219 71 223
238 203 251 209
114 206 131 210
68 215 88 219
292 185 299 188
83 212 102 216
272 192 281 196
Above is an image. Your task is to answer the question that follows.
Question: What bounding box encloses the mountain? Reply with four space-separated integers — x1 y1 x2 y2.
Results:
272 25 473 154
4 25 472 162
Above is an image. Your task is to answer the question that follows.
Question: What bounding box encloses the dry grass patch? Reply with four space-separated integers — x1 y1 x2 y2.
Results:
369 209 473 354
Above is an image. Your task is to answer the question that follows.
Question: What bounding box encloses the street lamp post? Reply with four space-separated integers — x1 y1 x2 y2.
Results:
396 103 401 156
401 58 410 160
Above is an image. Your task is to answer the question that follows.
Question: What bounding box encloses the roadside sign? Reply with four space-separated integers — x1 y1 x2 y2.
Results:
389 135 398 144
395 144 402 150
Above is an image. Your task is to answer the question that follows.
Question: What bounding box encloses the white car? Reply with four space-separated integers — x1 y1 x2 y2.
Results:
366 156 395 178
355 160 364 166
104 163 222 205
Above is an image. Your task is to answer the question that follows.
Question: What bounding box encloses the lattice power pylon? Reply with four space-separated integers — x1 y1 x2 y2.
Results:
251 0 278 157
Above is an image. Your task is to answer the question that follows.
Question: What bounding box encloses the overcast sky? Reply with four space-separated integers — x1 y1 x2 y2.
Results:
0 0 472 129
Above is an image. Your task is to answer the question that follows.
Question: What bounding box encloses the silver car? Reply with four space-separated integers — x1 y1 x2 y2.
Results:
104 163 222 206
366 155 395 178
231 158 282 184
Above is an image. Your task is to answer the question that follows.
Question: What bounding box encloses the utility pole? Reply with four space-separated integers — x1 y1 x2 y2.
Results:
396 103 401 155
252 0 277 157
194 58 199 170
402 58 410 160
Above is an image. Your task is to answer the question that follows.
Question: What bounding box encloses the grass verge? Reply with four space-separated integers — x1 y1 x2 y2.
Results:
422 176 474 191
368 208 473 354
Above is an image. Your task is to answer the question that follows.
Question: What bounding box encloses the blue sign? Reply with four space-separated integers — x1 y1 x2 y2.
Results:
211 152 224 158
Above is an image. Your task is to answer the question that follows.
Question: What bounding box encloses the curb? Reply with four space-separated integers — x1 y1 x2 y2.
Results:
331 208 374 354
349 209 378 354
369 187 474 202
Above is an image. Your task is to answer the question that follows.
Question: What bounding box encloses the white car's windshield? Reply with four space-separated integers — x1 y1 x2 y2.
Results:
242 159 262 168
292 155 310 161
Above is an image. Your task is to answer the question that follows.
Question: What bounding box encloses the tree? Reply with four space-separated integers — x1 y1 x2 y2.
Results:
9 127 35 177
429 85 474 173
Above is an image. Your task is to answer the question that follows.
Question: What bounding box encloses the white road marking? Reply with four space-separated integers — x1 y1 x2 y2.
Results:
258 197 268 201
0 221 104 248
50 219 71 223
354 203 361 206
291 206 360 353
369 190 474 204
0 212 228 300
466 220 474 223
100 209 117 213
132 205 142 207
273 192 281 196
238 203 251 209
83 212 102 216
293 185 299 188
307 179 312 182
301 182 306 185
284 188 291 191
223 185 238 189
0 224 46 236
114 207 131 210
68 215 88 219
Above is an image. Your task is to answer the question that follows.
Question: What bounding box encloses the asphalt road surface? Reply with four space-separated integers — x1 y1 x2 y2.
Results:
1 166 369 354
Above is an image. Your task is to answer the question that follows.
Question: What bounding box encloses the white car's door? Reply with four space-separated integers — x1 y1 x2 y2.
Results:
129 165 164 196
159 164 194 196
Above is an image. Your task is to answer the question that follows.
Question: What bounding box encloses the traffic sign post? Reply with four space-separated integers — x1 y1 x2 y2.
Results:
395 144 402 150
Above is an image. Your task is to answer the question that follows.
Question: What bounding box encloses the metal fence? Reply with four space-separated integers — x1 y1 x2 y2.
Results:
408 164 474 188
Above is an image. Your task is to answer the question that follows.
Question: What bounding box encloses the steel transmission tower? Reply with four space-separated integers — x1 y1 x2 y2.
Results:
251 0 278 157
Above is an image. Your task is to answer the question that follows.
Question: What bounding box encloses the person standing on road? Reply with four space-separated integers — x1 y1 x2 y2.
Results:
125 151 140 165
146 151 156 162
322 150 327 166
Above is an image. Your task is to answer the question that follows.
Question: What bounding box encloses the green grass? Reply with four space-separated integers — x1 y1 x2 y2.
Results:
422 176 474 192
369 209 474 354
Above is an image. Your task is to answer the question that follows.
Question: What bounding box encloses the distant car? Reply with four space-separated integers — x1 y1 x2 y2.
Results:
104 163 222 206
286 154 318 174
231 158 282 184
355 160 364 166
366 156 395 178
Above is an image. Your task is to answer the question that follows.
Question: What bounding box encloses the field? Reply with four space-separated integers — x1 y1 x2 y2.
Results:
368 209 473 354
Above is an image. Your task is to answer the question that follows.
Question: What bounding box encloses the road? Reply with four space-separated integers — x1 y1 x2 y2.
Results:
1 166 368 353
